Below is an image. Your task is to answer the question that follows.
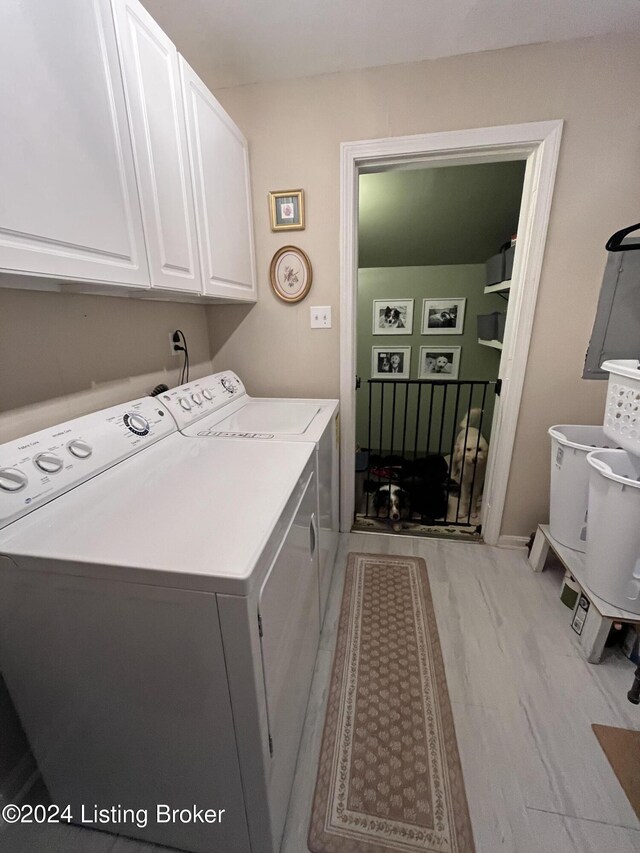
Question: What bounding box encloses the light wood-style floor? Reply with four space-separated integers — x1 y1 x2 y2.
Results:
2 533 639 852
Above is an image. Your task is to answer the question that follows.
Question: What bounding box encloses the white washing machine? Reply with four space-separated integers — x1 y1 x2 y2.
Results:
158 371 339 621
0 397 320 853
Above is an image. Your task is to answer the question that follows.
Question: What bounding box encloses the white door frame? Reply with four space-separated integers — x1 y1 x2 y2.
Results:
339 120 563 545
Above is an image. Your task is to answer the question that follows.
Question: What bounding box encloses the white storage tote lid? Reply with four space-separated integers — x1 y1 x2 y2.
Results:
548 425 616 552
602 359 640 453
585 448 640 615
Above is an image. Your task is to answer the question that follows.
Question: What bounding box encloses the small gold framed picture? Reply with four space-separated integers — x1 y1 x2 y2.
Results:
269 189 305 231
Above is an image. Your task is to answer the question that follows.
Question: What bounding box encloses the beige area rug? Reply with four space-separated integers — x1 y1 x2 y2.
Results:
592 724 640 820
309 553 475 853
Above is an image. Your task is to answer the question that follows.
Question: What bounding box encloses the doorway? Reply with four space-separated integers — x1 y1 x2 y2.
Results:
354 161 525 539
339 121 564 546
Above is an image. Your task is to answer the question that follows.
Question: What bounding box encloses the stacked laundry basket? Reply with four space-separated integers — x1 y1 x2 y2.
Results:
549 360 640 615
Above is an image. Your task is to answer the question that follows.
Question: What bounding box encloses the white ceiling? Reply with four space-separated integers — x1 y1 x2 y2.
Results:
141 0 640 89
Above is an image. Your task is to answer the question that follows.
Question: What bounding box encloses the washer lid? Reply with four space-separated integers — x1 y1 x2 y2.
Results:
0 434 315 596
211 400 321 435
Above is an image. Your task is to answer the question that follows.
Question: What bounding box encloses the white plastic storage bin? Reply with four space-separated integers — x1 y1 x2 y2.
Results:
548 425 614 551
585 449 640 615
602 359 640 453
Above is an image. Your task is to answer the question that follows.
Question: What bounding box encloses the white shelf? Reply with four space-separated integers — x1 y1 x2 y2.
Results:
478 338 503 350
537 525 640 623
484 280 511 294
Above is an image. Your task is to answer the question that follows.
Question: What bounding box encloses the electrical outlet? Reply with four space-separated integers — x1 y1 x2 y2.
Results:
310 306 332 328
169 332 182 357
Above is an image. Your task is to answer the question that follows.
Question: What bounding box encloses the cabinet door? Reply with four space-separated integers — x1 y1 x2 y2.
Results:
179 58 258 302
0 0 149 288
111 0 202 293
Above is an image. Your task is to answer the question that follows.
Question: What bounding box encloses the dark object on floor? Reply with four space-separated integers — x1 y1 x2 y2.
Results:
628 664 640 705
592 724 640 819
402 454 449 522
309 553 476 852
364 453 449 523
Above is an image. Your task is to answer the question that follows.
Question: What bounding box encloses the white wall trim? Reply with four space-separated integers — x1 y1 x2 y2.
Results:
339 120 563 543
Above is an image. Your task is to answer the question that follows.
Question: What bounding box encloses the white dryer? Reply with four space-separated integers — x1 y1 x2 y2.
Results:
158 371 339 621
0 398 320 853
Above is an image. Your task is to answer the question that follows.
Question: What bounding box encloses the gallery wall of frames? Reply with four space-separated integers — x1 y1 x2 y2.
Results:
356 264 505 448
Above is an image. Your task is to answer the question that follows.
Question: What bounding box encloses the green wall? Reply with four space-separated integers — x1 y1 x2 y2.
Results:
359 161 526 268
356 265 503 453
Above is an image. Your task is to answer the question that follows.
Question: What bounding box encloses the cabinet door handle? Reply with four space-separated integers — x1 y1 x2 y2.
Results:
309 514 317 557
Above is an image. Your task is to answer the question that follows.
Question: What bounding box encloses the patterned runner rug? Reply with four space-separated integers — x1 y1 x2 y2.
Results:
309 553 475 853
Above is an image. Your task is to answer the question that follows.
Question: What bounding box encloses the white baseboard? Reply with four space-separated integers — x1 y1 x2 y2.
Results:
497 534 530 549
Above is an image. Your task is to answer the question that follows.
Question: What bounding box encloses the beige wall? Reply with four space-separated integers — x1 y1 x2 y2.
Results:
207 33 640 537
0 288 212 442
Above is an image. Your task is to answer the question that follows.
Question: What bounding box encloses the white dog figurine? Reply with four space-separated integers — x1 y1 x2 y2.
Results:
450 408 488 523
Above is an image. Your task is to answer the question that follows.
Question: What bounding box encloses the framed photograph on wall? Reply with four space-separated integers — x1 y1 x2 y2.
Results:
418 346 461 380
372 299 414 335
371 346 411 379
269 189 305 231
421 298 466 335
269 245 312 302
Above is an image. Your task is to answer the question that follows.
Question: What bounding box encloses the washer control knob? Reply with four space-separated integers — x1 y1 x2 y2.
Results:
0 468 28 492
191 393 203 406
202 389 213 401
221 377 235 394
123 413 150 436
179 397 192 411
67 439 92 459
34 452 64 474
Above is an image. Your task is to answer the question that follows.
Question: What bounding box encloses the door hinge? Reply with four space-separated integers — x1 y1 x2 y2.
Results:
268 734 273 756
355 375 361 390
257 613 263 638
495 378 502 396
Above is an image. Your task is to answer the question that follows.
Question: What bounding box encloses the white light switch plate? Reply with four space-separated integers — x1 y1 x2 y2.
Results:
310 306 332 328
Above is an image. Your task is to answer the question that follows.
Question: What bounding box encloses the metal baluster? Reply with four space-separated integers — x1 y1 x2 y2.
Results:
468 382 489 528
401 382 409 463
378 383 385 518
445 383 461 524
366 380 372 518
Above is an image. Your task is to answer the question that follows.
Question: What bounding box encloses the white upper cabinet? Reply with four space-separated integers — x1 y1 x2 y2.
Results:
180 59 258 302
0 0 149 288
110 0 202 293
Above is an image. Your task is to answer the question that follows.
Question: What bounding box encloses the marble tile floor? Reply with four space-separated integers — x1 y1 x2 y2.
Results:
2 532 639 852
282 533 640 853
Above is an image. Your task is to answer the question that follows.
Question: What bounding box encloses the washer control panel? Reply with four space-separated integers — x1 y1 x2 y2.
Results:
0 397 175 530
159 371 246 431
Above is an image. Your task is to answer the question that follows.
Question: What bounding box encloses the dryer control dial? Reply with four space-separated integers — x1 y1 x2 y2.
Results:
123 413 150 436
67 439 92 459
0 468 28 492
34 452 64 474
